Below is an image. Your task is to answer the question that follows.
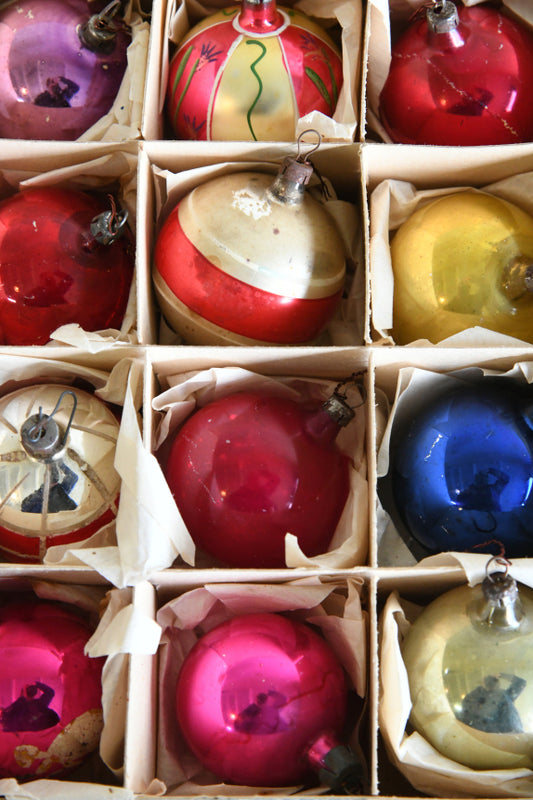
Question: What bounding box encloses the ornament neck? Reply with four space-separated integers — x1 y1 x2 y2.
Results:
238 0 285 34
20 390 77 463
427 1 465 49
304 389 355 445
478 568 523 631
501 256 533 301
78 0 122 54
267 156 313 206
306 731 362 792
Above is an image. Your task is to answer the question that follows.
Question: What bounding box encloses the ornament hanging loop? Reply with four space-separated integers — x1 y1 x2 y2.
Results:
21 390 77 461
485 554 511 581
296 129 322 163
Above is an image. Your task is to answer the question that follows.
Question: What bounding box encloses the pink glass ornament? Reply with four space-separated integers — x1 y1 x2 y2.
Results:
379 0 533 146
0 597 104 780
0 0 130 141
0 186 134 346
166 0 343 141
176 612 361 789
0 384 121 562
164 387 355 567
153 142 347 346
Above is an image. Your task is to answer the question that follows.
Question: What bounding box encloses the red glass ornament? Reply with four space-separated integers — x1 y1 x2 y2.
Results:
153 146 346 345
0 0 130 141
176 612 361 789
164 388 354 567
379 0 533 146
0 597 104 780
0 384 121 562
0 186 134 346
166 0 343 141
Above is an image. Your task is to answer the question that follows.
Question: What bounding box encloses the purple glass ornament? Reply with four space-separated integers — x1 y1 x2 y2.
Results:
0 0 130 141
176 612 362 790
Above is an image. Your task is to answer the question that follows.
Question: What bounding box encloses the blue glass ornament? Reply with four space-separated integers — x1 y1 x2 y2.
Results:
390 381 533 557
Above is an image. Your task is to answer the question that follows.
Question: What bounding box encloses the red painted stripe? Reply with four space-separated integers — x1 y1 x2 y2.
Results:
154 211 342 343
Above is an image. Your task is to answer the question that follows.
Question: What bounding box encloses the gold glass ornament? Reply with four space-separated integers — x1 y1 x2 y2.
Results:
402 560 533 770
391 191 533 344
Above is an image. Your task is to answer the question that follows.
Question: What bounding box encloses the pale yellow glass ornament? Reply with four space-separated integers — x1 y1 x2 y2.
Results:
402 560 533 770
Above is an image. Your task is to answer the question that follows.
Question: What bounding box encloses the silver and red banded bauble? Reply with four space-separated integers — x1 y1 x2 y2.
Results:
0 384 121 562
0 597 104 780
0 186 134 346
0 0 130 141
166 0 343 141
153 151 346 345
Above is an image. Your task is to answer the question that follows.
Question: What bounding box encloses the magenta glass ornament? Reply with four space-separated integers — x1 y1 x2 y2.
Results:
0 186 134 346
0 0 130 141
0 597 104 780
176 612 361 789
164 387 356 568
166 0 343 141
379 0 533 146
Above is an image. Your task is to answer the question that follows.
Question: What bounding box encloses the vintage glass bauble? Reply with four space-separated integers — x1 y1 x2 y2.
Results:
164 388 354 567
0 383 121 561
0 597 104 779
153 155 346 345
166 0 343 141
402 568 533 769
391 191 533 344
379 0 533 146
0 186 134 346
176 612 360 789
0 0 130 141
390 380 533 558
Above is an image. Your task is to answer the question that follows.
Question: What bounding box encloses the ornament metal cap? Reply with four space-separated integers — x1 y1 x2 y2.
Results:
90 197 128 245
318 743 364 794
479 557 523 630
267 130 320 205
20 390 77 462
501 256 533 300
427 0 459 34
323 374 366 428
78 0 122 53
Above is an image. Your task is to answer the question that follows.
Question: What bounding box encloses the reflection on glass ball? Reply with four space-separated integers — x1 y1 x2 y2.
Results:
403 572 533 769
390 380 533 558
